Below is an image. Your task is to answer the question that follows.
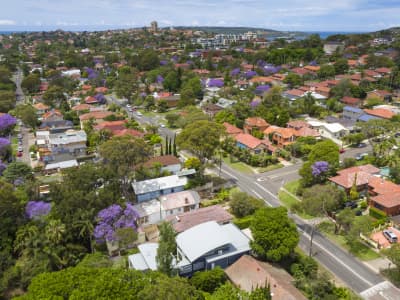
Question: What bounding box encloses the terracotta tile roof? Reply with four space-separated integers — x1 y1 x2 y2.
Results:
364 70 380 77
274 127 296 139
304 65 320 72
141 155 181 169
113 129 144 138
245 117 269 128
235 133 263 149
95 87 108 93
165 205 233 233
42 109 62 119
94 120 127 131
368 176 400 195
291 67 310 75
33 103 49 110
329 165 380 189
225 255 307 299
285 89 304 97
295 126 320 138
287 120 309 129
371 193 400 209
364 108 395 119
223 122 243 136
263 125 279 136
79 111 113 121
85 96 98 104
341 96 361 105
249 76 273 84
72 103 91 111
82 84 92 91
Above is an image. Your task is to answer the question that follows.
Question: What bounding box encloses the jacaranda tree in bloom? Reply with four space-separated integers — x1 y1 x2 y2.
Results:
0 113 17 134
93 203 140 243
311 161 329 176
26 201 52 220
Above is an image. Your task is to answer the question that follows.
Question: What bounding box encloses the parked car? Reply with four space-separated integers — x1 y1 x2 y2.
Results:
18 146 23 152
126 104 131 108
383 230 398 243
395 132 400 138
344 201 358 209
17 151 23 157
356 153 368 161
356 143 367 148
17 133 23 139
160 124 166 128
339 148 346 154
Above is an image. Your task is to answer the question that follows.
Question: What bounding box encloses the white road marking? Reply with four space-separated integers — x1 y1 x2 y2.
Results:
267 169 299 179
301 230 376 287
253 191 262 199
255 182 279 200
220 169 238 180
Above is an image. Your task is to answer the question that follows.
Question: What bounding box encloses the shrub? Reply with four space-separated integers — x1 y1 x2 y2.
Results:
233 215 254 229
360 200 368 210
369 207 387 220
190 267 226 293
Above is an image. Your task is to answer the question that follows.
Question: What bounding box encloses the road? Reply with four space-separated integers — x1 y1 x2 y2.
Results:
14 67 25 104
108 94 397 297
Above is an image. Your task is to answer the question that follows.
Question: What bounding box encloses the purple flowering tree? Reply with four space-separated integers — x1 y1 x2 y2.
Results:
311 161 330 177
207 78 224 88
94 93 106 104
0 114 17 134
26 201 52 220
156 75 164 84
230 68 240 77
93 203 140 244
245 70 257 79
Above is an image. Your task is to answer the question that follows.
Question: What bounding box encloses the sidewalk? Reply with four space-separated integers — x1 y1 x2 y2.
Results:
363 257 392 274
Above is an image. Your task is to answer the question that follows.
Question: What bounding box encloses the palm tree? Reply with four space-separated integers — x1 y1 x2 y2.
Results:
45 219 66 245
73 208 95 253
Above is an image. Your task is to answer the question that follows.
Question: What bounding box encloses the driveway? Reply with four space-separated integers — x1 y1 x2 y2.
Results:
371 227 400 249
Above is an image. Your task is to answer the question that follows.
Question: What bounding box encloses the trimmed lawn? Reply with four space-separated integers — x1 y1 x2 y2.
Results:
278 190 313 220
284 180 300 195
222 156 254 174
318 221 381 261
256 163 283 173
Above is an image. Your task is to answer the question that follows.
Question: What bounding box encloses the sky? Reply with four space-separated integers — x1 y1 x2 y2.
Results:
0 0 400 32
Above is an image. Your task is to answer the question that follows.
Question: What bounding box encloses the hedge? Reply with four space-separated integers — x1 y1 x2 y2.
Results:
369 207 387 220
233 215 253 229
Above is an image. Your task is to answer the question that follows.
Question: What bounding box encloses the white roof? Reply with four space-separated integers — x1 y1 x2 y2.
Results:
132 175 187 195
323 123 347 133
45 160 78 170
134 199 161 217
306 120 325 127
49 130 87 145
128 243 158 271
176 221 250 262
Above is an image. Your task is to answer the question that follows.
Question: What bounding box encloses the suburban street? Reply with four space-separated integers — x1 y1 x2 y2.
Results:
120 102 400 297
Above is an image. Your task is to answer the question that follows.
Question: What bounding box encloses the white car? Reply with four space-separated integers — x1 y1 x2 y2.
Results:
126 104 131 108
160 124 166 128
136 112 143 116
18 146 23 152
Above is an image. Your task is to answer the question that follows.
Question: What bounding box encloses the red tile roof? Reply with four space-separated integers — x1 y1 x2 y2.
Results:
223 122 243 136
375 67 391 74
141 155 181 168
285 89 305 97
94 120 127 131
329 165 380 189
72 103 91 111
79 111 113 121
113 129 144 138
235 133 263 149
85 96 98 104
364 108 395 119
245 117 269 128
33 103 49 110
341 96 361 105
95 87 108 93
225 255 307 299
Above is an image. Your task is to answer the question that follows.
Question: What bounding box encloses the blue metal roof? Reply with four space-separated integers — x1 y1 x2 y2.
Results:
358 114 380 122
344 106 363 113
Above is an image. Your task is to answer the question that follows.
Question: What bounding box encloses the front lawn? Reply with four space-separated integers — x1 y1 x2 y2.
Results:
222 156 254 174
284 180 300 195
318 221 381 261
256 163 283 173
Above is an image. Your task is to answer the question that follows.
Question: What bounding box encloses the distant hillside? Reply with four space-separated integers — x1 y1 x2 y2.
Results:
171 26 281 34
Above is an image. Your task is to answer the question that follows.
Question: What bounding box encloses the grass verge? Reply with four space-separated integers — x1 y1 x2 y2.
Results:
278 190 313 220
222 156 254 174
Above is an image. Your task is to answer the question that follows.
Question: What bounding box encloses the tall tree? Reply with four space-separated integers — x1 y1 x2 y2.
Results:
156 222 177 276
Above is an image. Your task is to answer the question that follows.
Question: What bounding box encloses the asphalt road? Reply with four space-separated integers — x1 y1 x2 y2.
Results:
107 94 396 296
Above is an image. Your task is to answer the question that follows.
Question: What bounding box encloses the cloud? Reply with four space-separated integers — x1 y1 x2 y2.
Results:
0 20 16 25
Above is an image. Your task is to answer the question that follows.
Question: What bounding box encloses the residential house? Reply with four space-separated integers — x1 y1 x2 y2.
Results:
166 205 233 233
367 90 392 102
33 103 49 119
264 126 296 148
340 96 361 107
132 174 188 203
154 92 181 108
93 120 144 138
203 103 223 117
42 109 63 122
235 133 272 154
363 108 395 120
135 190 200 225
225 255 307 300
243 117 269 134
307 119 349 144
223 122 243 137
79 111 114 129
343 106 364 122
329 165 400 216
139 155 182 174
323 42 344 55
282 89 304 101
128 221 251 276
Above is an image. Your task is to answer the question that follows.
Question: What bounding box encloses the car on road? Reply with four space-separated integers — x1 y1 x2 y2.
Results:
17 133 23 139
18 146 23 152
17 151 23 157
160 124 166 128
356 153 368 161
356 143 367 148
126 104 131 108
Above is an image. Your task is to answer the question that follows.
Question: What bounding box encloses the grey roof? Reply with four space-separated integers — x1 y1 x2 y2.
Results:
44 160 78 170
132 175 187 195
49 130 87 145
175 169 196 177
358 114 380 122
128 243 158 271
344 106 363 113
176 221 250 262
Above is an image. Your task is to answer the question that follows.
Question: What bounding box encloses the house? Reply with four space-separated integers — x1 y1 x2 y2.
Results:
79 111 114 129
139 155 182 174
343 106 364 122
235 133 271 154
340 96 361 107
307 119 349 143
363 108 395 120
225 255 307 300
223 122 243 137
264 126 296 148
329 165 400 216
128 221 251 276
135 190 200 225
243 117 269 134
367 90 392 102
166 205 233 233
203 103 223 117
93 120 144 138
323 42 344 55
39 119 73 133
282 89 304 101
42 109 63 122
33 103 49 118
132 174 188 202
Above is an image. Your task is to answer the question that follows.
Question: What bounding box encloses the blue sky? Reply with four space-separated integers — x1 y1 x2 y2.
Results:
1 0 400 32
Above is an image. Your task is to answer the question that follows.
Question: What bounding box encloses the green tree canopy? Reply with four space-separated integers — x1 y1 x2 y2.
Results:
250 207 299 262
156 222 177 276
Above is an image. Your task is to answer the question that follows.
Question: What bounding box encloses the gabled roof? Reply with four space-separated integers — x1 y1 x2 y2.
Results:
72 103 91 111
341 97 361 106
79 111 113 121
343 105 363 113
235 133 263 149
141 155 181 169
33 102 49 110
245 117 269 127
223 122 243 135
329 165 380 189
363 108 395 120
176 221 249 262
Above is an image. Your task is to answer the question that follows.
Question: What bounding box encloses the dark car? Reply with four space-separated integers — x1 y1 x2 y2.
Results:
395 132 400 138
356 143 367 148
344 201 358 209
339 148 346 153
